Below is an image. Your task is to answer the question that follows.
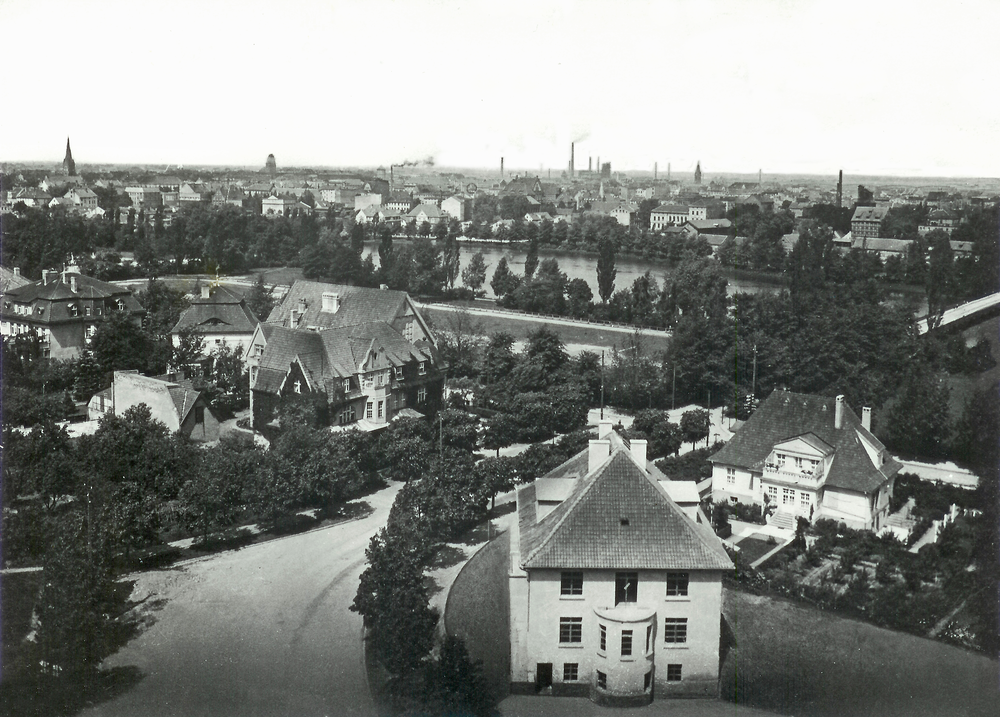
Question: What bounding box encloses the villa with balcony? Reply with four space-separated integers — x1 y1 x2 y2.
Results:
710 390 902 532
244 280 442 429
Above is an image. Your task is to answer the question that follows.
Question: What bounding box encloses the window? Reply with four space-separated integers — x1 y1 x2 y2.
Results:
417 387 427 404
794 456 803 469
726 467 736 485
560 571 583 596
339 406 357 425
398 392 406 407
766 485 779 503
395 366 403 380
85 306 91 316
776 452 786 466
664 618 687 644
563 663 578 682
596 671 607 690
783 487 794 505
69 304 79 317
621 630 633 656
599 624 607 651
667 664 682 681
116 299 124 311
194 406 205 424
418 361 427 375
366 401 373 419
559 617 582 644
644 671 652 691
667 572 689 597
615 572 637 604
343 378 351 392
800 491 811 507
377 400 383 419
294 380 302 394
645 624 653 653
249 366 258 384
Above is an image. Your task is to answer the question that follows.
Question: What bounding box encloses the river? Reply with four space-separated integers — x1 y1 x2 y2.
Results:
363 240 785 300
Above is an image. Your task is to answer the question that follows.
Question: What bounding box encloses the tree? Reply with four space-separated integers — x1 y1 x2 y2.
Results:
36 512 122 675
90 311 150 373
350 221 366 255
566 278 593 318
680 408 711 449
209 343 249 411
461 251 488 293
421 636 494 717
410 236 445 295
482 413 519 457
490 257 520 298
925 229 955 329
523 236 539 279
377 227 394 276
482 331 517 384
879 361 951 459
351 527 439 674
172 326 206 370
442 234 461 289
245 273 276 321
596 235 616 303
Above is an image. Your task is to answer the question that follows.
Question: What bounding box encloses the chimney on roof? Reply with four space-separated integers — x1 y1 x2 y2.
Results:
862 407 871 432
380 284 388 290
201 284 211 299
70 275 78 293
321 291 340 313
13 267 20 276
298 298 307 314
835 395 845 430
598 419 613 439
289 308 300 329
630 439 647 470
588 439 611 474
42 269 51 285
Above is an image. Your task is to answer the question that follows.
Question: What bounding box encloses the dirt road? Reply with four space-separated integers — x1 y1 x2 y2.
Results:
82 483 402 717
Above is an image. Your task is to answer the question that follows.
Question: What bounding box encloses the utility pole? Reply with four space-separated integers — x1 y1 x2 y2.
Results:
752 344 758 405
600 350 605 420
672 364 676 411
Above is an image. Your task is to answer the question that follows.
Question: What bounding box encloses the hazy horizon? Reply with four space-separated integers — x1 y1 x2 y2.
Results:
3 0 999 180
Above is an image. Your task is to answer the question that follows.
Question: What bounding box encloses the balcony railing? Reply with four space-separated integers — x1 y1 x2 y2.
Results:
763 463 822 485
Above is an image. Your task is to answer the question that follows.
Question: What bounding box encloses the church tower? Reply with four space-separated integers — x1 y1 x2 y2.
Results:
694 160 702 185
63 137 76 176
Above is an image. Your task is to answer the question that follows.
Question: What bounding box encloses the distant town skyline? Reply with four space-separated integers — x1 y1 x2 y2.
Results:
4 0 999 178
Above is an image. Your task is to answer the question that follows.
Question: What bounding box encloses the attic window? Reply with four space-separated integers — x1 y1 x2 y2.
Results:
620 517 630 526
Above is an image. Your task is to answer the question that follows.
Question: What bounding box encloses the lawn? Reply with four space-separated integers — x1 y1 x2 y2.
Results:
734 536 779 566
445 531 510 702
722 589 998 717
423 305 671 354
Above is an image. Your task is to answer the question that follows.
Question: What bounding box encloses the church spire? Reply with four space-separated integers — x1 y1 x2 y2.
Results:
63 137 76 176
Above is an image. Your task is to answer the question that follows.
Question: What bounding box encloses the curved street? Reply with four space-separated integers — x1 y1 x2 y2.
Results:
81 483 402 717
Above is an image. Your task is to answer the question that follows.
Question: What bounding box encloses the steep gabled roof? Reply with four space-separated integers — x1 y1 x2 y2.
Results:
520 449 732 571
170 286 259 335
710 390 901 495
266 280 413 332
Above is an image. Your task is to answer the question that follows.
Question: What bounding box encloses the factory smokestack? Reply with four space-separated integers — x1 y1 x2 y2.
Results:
589 157 592 172
570 142 575 177
655 162 658 181
836 169 843 208
501 157 504 179
668 162 671 181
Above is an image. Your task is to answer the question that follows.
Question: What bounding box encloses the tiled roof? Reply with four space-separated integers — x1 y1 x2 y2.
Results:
851 205 889 222
252 321 434 398
266 280 410 331
170 287 259 335
519 448 732 571
3 273 144 324
709 390 900 495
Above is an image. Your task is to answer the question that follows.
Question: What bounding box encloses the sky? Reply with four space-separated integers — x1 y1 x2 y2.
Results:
2 0 999 178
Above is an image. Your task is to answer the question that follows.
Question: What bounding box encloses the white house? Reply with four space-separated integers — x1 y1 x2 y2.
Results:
510 423 732 705
709 390 901 531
